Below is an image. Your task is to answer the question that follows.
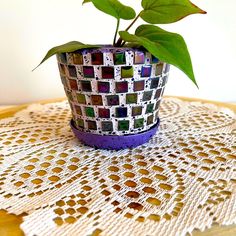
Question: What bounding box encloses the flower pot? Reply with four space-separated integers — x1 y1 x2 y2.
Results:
57 46 169 150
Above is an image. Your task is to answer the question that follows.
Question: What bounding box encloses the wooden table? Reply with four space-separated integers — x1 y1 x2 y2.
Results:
0 97 235 236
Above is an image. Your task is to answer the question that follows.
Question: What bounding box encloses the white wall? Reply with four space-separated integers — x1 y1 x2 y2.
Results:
0 0 235 104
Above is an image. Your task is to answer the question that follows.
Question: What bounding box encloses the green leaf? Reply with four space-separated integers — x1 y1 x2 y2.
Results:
140 0 206 24
33 41 98 71
119 25 197 87
89 0 136 20
82 0 91 4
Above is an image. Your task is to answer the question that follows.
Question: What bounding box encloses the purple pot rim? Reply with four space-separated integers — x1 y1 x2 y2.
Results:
58 45 152 54
70 118 160 150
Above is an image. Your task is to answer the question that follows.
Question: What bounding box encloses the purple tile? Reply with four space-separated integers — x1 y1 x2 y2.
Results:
97 81 110 93
98 108 110 118
102 66 114 79
116 81 128 93
141 65 152 77
106 95 119 106
83 66 94 78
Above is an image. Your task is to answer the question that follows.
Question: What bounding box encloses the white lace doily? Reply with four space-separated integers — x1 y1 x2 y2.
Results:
0 97 235 236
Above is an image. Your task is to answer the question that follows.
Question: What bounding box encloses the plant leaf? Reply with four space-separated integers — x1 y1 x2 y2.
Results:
82 0 91 4
119 25 198 86
140 0 206 24
33 41 98 71
89 0 136 20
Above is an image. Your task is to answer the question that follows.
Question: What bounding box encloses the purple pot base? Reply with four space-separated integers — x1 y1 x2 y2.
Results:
70 119 160 150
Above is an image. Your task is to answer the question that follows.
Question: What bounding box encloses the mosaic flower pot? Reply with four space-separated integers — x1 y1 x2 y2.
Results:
57 46 169 150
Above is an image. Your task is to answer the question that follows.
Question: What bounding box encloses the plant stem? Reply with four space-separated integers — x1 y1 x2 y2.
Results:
115 13 141 47
113 19 120 46
125 13 141 32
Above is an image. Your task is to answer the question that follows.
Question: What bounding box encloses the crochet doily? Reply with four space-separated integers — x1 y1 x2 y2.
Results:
0 98 235 236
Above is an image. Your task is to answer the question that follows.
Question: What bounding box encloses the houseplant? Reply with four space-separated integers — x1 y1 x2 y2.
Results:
35 0 206 150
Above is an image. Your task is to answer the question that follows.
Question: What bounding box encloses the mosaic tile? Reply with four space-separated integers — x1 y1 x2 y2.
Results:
77 94 86 104
116 107 127 118
59 64 66 75
74 105 82 116
87 120 97 130
151 55 159 64
116 81 128 93
155 100 161 111
155 112 159 121
121 66 133 78
101 121 113 131
106 95 119 106
161 76 168 87
91 53 103 65
147 115 154 125
118 120 129 131
156 63 164 76
143 91 153 101
85 107 95 117
83 66 94 78
81 81 92 92
97 81 110 93
102 66 114 79
134 80 145 92
72 53 83 64
91 95 103 106
60 76 67 87
164 64 170 73
114 52 126 65
66 90 73 101
68 65 77 77
132 106 142 116
69 79 78 90
134 118 144 129
76 118 84 128
155 88 162 99
98 108 110 118
141 65 152 77
150 77 160 89
134 51 145 64
146 103 154 113
126 93 138 104
59 53 67 64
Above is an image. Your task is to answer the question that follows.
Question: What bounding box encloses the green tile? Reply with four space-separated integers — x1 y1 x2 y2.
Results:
114 52 126 65
76 119 84 128
77 94 86 104
118 120 130 131
85 107 95 117
121 66 133 78
126 93 138 104
146 103 154 113
134 118 144 129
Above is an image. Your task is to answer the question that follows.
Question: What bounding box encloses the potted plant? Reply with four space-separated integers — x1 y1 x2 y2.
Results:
35 0 206 150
